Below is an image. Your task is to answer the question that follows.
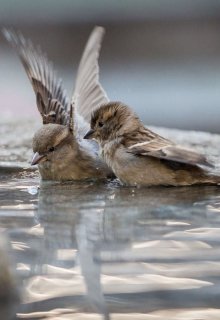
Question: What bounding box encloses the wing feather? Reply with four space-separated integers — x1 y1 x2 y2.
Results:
3 28 69 125
128 138 213 168
72 26 109 124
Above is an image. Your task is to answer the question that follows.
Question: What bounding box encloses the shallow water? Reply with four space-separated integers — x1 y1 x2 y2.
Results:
1 122 220 319
2 173 220 319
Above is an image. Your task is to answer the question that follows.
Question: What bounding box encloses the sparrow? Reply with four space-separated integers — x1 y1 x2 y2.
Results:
84 101 220 187
3 27 113 181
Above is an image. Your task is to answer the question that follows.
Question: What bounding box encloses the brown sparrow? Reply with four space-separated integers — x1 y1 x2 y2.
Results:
3 27 113 181
84 102 220 187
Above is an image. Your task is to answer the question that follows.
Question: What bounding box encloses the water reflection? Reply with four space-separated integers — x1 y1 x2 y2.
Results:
1 175 220 319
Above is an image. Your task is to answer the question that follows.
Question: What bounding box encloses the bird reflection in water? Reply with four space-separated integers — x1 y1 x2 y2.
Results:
11 181 220 319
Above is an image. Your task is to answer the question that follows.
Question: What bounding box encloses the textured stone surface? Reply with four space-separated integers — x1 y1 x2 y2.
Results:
0 120 40 169
1 119 220 172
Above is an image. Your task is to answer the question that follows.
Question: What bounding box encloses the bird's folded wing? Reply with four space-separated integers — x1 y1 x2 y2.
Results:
128 138 213 168
3 29 69 125
72 26 109 132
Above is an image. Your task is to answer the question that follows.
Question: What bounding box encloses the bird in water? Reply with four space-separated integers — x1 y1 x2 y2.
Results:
3 27 113 181
84 101 220 187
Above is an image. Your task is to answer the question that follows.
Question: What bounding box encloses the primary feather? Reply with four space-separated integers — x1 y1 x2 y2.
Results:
2 28 69 125
72 27 109 123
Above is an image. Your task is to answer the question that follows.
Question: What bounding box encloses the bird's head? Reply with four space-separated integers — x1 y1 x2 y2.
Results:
31 123 73 165
84 102 141 143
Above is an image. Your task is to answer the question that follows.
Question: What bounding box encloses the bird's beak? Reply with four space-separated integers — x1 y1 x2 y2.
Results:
84 129 95 139
31 152 46 166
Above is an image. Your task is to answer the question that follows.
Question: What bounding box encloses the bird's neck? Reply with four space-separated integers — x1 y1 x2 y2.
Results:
100 137 122 169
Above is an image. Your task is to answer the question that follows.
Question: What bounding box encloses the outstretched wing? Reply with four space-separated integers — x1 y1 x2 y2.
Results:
3 28 70 125
72 26 109 126
128 136 213 168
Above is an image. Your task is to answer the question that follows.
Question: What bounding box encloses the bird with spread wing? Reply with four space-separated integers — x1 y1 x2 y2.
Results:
3 27 113 181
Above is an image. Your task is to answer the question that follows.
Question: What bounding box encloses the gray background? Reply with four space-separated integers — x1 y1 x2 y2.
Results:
1 0 220 132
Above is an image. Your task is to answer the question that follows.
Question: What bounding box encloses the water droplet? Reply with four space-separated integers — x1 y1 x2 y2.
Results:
27 186 38 195
108 193 115 200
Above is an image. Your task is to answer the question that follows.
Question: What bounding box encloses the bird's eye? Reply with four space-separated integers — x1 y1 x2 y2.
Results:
49 147 55 152
98 121 104 128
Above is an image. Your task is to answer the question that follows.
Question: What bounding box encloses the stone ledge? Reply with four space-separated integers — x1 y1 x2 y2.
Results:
0 120 219 172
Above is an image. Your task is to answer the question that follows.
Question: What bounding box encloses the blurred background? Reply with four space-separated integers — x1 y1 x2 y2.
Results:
1 0 220 132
